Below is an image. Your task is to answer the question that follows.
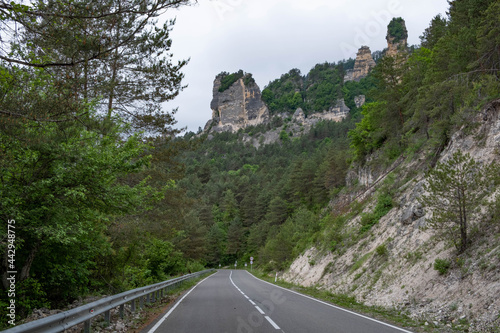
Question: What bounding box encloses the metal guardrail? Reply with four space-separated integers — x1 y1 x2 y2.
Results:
3 269 215 333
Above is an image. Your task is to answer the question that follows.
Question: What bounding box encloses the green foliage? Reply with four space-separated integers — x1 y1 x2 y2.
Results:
404 251 423 265
0 118 160 307
349 101 388 160
360 194 393 233
342 75 376 112
144 239 184 280
279 129 290 142
262 63 346 115
420 14 447 49
304 63 342 112
17 279 50 317
326 215 348 253
360 213 378 234
375 244 388 256
177 117 354 269
260 208 320 271
434 258 451 275
0 0 200 319
262 69 304 114
387 17 408 43
420 150 497 253
219 70 245 92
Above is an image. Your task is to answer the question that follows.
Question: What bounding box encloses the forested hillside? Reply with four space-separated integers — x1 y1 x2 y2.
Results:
177 0 500 272
179 119 353 269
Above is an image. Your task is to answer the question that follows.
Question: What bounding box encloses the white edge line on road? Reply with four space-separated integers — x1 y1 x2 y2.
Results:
249 300 256 305
147 272 218 333
265 316 281 330
255 306 265 314
246 271 413 333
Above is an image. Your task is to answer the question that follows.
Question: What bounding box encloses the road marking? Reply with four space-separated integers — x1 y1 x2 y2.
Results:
147 272 217 333
255 306 265 314
246 271 413 333
230 271 282 331
265 316 281 329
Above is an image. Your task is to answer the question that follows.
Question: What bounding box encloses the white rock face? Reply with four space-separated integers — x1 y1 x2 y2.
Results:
205 73 269 133
283 99 500 332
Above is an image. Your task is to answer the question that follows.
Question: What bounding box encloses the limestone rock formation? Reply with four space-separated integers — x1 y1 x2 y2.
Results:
292 108 306 123
309 99 350 121
354 95 366 108
351 46 376 82
386 18 408 57
204 72 270 133
344 46 376 82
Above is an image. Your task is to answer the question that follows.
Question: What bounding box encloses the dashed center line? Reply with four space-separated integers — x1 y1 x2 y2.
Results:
265 316 281 330
229 271 282 331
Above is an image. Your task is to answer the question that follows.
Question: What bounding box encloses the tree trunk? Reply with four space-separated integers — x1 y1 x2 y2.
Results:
20 242 40 282
458 187 467 253
1 242 39 289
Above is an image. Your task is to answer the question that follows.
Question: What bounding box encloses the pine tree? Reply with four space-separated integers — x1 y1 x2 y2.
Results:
419 150 497 253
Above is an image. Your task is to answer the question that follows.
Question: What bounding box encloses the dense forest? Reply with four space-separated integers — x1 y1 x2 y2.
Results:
1 0 499 327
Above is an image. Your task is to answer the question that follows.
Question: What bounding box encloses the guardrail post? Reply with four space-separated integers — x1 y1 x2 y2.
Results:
140 295 144 309
119 304 124 319
151 292 155 302
131 299 136 312
104 310 110 325
84 319 91 333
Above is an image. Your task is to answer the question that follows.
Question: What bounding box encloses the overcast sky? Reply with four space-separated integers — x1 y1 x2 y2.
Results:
161 0 450 133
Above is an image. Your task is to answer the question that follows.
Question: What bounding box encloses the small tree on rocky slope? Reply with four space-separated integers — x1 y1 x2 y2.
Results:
420 150 497 253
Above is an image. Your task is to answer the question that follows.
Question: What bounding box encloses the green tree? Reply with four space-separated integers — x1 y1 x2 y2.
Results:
1 0 190 134
0 120 157 299
419 150 497 253
205 224 227 266
420 14 447 49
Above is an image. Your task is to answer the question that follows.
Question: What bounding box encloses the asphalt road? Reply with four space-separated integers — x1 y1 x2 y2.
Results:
144 270 413 333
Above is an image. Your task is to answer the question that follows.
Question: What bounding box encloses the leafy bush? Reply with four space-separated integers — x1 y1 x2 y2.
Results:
360 212 377 233
144 239 185 280
376 244 388 256
218 70 244 92
434 258 451 275
360 193 393 233
17 278 50 318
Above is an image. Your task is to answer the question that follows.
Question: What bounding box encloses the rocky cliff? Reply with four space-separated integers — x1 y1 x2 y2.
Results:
204 71 350 139
204 72 270 133
240 101 350 149
344 46 376 82
283 99 500 332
